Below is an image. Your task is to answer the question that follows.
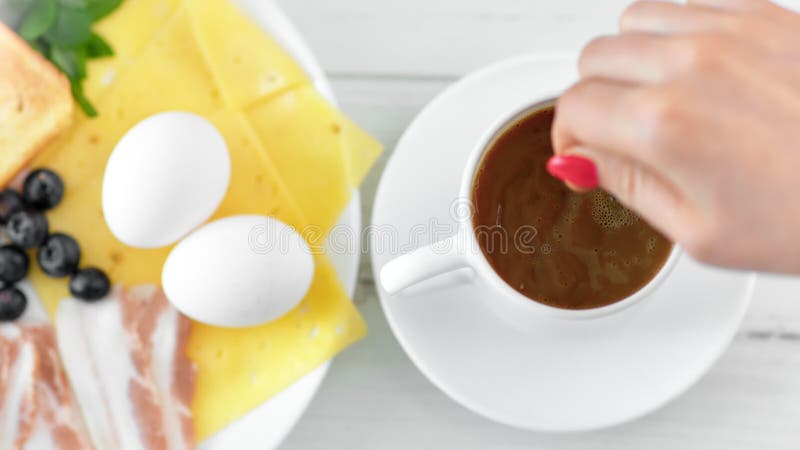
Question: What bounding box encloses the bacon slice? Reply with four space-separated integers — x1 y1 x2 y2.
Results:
56 285 196 450
0 322 93 450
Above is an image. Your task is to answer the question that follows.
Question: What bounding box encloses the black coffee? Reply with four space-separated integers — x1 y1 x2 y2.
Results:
471 106 673 310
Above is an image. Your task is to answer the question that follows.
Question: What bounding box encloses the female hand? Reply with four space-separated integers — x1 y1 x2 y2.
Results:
552 0 800 274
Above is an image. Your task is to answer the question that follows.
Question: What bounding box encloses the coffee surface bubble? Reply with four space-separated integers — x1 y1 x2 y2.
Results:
590 191 638 230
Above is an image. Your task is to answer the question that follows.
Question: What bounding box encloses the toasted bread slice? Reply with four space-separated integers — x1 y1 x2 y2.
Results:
0 22 73 188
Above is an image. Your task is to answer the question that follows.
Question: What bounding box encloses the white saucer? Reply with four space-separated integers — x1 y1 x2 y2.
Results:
370 53 757 432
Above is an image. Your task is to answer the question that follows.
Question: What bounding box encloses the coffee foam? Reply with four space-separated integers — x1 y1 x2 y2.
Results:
646 236 657 253
590 191 638 229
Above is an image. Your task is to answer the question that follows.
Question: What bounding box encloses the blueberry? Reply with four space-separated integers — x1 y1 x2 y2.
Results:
38 233 80 278
6 211 48 249
0 190 24 223
69 267 110 301
0 245 29 283
22 169 64 210
0 286 27 321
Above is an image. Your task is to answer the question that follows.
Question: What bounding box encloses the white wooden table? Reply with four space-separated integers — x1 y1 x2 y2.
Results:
277 1 800 448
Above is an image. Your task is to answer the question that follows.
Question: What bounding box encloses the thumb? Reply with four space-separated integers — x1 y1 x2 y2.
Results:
548 146 685 235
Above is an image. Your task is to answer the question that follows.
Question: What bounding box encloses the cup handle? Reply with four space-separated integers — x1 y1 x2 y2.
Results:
379 234 472 295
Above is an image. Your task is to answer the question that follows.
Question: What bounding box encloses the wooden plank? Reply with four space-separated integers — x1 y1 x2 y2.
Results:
279 0 632 76
279 0 800 77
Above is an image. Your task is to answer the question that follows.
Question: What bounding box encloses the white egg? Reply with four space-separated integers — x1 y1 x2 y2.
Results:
102 111 230 248
162 215 315 327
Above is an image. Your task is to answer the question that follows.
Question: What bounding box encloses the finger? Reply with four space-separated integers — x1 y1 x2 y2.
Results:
546 155 599 192
553 79 647 163
580 33 676 84
566 146 685 240
687 0 774 13
621 0 741 34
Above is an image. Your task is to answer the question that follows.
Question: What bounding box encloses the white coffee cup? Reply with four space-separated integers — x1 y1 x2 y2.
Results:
379 99 681 325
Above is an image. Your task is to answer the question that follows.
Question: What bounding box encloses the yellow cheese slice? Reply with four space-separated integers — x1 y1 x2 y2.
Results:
85 0 180 104
208 109 306 229
41 0 179 149
30 8 220 315
186 0 309 108
33 7 223 192
95 7 223 119
187 110 366 440
246 86 352 235
189 254 366 439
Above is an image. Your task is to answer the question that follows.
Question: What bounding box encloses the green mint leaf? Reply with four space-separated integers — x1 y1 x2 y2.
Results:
43 5 91 48
85 31 113 58
10 0 35 9
53 47 95 116
27 38 45 55
27 37 50 56
49 45 86 80
74 45 87 78
57 0 88 8
86 0 122 21
70 78 97 117
19 0 57 41
30 0 122 117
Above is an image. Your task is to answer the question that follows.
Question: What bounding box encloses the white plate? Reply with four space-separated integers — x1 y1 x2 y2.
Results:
371 53 756 432
0 2 360 449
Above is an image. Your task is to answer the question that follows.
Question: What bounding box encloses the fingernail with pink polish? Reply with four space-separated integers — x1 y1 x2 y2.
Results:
546 155 599 189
